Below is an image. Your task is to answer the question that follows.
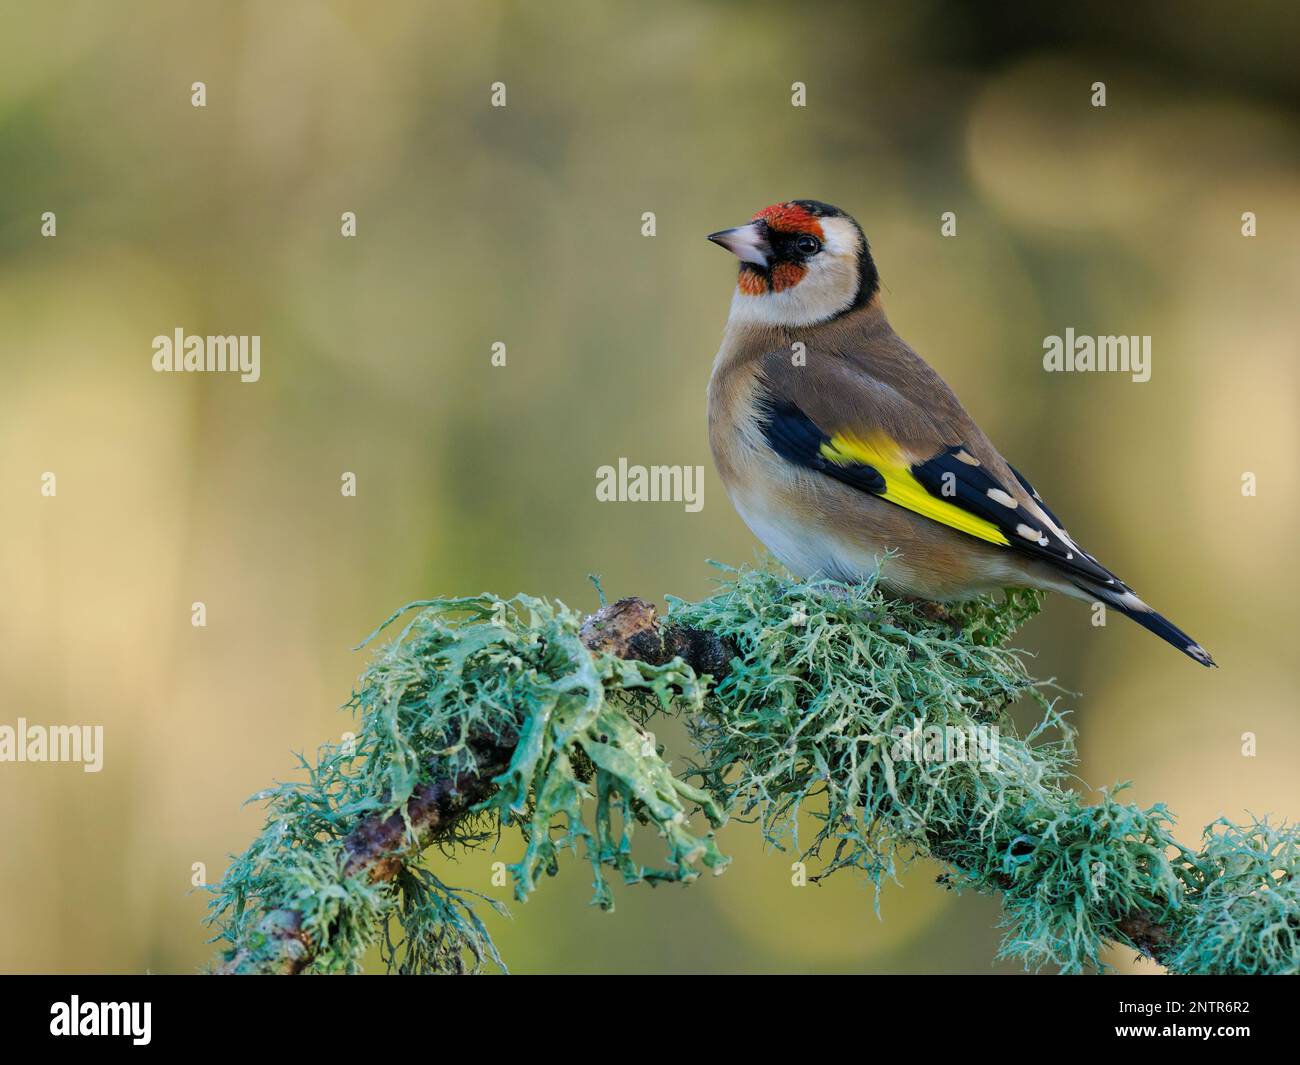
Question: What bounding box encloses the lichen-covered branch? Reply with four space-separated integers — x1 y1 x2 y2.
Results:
215 737 516 975
207 566 1300 975
217 597 731 975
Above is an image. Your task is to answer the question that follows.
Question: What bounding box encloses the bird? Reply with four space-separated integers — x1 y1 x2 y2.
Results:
705 199 1215 666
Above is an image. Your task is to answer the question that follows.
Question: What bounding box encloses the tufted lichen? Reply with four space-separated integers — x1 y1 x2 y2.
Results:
206 562 1300 975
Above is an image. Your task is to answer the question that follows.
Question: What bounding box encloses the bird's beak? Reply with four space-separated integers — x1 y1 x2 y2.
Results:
707 222 771 269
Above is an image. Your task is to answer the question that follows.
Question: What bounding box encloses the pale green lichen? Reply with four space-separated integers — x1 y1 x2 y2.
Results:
207 591 727 974
1164 817 1300 975
206 562 1300 975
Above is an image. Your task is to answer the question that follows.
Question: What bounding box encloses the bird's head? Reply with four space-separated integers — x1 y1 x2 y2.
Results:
708 200 878 327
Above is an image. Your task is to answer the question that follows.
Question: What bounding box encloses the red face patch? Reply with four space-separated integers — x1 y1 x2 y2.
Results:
752 202 824 237
770 262 807 292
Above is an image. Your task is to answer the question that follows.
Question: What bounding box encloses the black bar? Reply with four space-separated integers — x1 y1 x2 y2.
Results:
0 973 1287 1051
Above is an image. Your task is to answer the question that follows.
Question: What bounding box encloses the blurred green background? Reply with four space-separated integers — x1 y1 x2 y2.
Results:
1 0 1297 974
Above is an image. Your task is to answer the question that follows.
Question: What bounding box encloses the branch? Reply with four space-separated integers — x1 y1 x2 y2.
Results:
208 571 1299 975
215 597 730 975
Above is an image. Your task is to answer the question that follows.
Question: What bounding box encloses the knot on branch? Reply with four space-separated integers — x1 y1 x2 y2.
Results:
580 596 736 677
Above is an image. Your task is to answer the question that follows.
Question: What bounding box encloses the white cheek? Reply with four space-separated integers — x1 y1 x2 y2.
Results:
820 217 859 257
727 255 858 327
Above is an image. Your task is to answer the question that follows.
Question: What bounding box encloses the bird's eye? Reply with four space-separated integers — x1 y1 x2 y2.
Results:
795 235 821 256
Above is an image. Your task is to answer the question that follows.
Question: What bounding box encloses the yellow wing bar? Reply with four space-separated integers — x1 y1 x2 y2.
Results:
820 432 1011 547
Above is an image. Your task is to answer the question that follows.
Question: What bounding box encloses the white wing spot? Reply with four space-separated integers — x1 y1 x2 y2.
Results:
954 449 980 466
1015 523 1042 543
987 488 1017 508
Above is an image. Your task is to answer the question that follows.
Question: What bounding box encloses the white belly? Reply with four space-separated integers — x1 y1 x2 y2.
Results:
732 491 913 588
729 481 1029 601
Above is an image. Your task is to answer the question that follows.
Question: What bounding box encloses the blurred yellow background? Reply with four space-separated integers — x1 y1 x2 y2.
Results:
1 0 1296 974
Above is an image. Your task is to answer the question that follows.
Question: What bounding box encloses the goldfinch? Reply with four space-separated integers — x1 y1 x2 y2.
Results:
706 200 1215 666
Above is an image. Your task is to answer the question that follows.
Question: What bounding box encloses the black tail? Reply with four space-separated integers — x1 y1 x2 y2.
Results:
1075 581 1217 668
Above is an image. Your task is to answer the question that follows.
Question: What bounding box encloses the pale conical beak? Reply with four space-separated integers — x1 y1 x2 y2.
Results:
707 222 771 268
